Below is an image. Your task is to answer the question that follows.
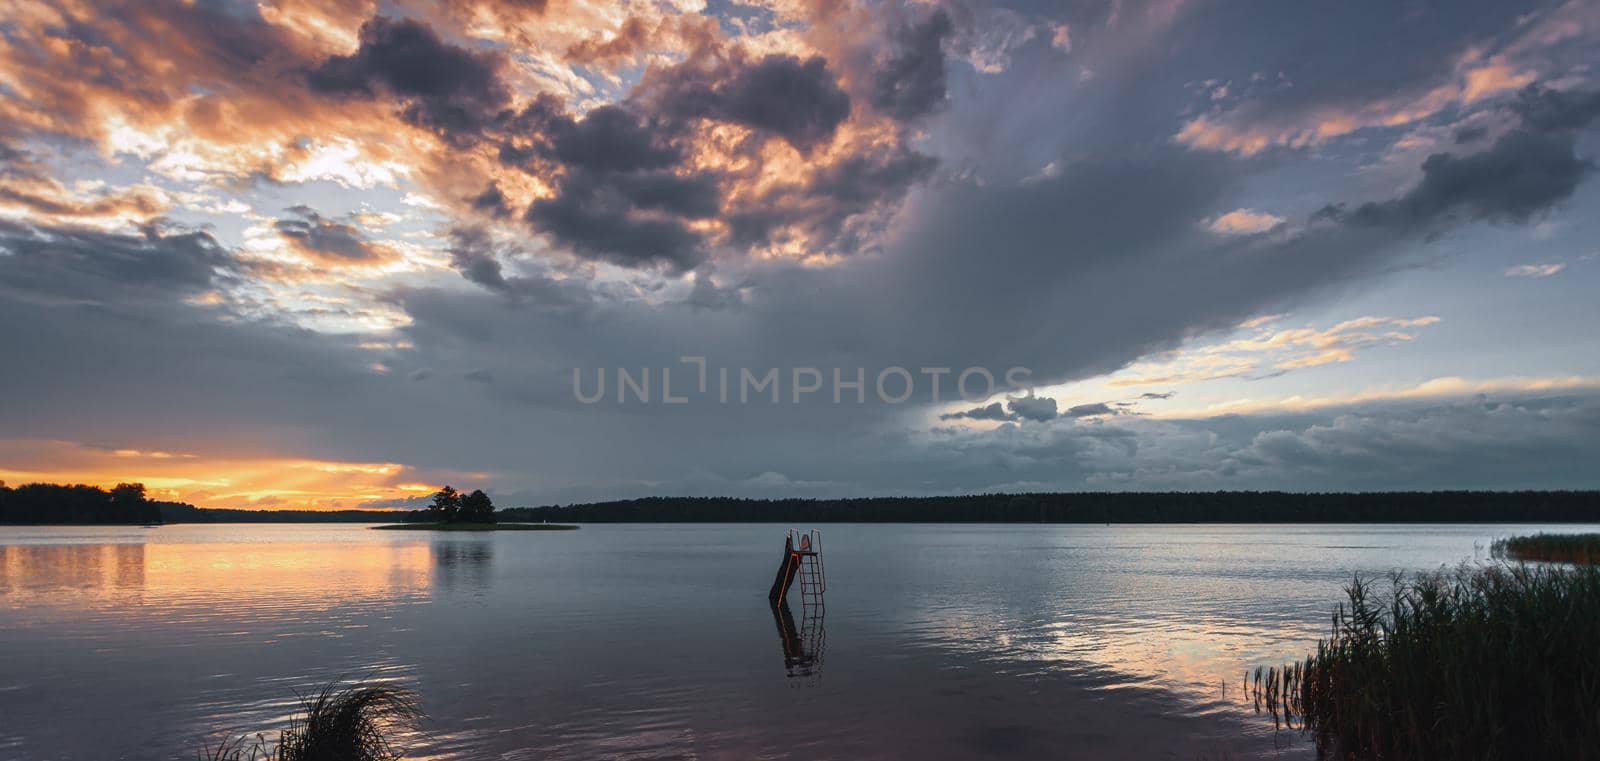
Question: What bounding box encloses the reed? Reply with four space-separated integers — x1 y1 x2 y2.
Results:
1491 532 1600 565
1247 563 1600 760
200 682 422 761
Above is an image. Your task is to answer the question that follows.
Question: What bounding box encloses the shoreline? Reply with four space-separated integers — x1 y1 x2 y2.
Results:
370 522 579 531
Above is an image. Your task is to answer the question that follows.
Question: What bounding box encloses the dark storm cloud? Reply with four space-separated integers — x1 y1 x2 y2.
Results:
1326 86 1600 230
941 402 1012 421
274 207 388 263
506 92 932 267
941 396 1059 422
651 54 851 152
870 9 954 121
497 97 715 269
506 98 684 173
1509 85 1600 132
605 170 722 219
443 226 594 309
471 183 512 217
1063 402 1117 419
405 71 1600 425
524 175 708 270
0 221 232 304
1011 395 1061 421
477 23 928 269
1452 125 1487 144
309 16 510 146
446 227 509 292
691 87 1600 398
726 142 936 250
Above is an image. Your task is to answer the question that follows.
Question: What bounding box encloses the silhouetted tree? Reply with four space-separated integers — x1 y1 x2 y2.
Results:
428 486 461 523
0 481 161 524
460 489 496 523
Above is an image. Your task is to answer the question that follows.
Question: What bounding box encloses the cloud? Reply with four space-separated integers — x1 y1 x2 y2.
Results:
648 53 852 152
941 401 1013 421
1107 315 1441 387
1206 208 1284 235
442 226 592 308
446 227 511 291
525 176 709 270
0 153 170 229
471 183 511 217
1311 86 1599 233
273 206 397 265
499 97 713 269
505 98 684 174
1174 37 1547 157
308 16 511 147
906 388 1600 494
1050 24 1072 53
1505 263 1566 277
489 30 940 267
869 9 955 120
942 395 1060 423
1063 402 1118 418
1165 375 1600 418
0 220 234 305
725 141 937 253
1011 395 1061 421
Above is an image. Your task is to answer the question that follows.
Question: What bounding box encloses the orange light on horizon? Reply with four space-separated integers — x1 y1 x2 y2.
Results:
0 438 457 510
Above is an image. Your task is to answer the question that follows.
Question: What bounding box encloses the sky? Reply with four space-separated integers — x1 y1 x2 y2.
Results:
2 0 1599 509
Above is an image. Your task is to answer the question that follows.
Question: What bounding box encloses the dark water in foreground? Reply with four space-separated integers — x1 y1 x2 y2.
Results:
1 522 1589 760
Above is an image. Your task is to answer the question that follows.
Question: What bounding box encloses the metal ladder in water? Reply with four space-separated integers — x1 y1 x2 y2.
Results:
793 529 826 611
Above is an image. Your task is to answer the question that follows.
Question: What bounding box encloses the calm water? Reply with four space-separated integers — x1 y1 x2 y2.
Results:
0 522 1588 760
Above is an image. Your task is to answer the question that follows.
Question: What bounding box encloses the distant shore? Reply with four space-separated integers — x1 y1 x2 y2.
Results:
11 489 1600 526
371 522 579 531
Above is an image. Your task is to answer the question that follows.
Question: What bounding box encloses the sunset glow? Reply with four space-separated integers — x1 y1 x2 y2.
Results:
1 0 1598 505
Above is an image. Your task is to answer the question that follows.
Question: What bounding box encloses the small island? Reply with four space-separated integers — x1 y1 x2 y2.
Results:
370 485 579 532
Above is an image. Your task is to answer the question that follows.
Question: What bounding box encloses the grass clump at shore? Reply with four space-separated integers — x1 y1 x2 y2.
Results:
371 521 578 531
1491 532 1600 564
203 682 421 761
1248 563 1600 760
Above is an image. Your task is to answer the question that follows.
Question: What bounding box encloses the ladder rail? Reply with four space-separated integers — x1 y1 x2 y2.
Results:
780 528 827 610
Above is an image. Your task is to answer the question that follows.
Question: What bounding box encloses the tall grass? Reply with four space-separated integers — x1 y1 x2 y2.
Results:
1247 563 1600 760
1492 532 1600 565
201 682 422 761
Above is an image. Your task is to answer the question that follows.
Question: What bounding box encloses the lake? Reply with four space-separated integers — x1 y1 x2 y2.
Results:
0 522 1587 760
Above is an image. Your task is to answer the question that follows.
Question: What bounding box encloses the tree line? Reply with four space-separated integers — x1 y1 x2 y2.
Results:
497 491 1600 524
12 484 1600 524
0 482 163 524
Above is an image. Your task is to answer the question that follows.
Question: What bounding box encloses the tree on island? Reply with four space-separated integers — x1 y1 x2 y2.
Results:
426 486 496 523
461 489 497 523
428 486 462 522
